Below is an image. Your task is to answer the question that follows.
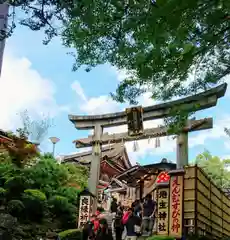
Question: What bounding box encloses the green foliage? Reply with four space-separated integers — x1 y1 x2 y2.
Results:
48 195 75 216
59 229 82 240
195 150 230 188
5 1 230 106
24 189 47 201
23 189 47 221
0 153 88 238
62 0 230 104
147 236 175 240
7 200 25 217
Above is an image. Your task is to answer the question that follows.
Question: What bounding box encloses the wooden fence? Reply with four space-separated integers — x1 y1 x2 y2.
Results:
184 166 230 238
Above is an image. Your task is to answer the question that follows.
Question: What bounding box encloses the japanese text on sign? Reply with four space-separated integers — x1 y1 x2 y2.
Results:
157 188 169 235
169 175 183 238
78 196 91 228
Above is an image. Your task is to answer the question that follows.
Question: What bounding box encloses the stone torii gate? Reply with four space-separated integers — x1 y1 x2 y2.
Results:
69 83 227 205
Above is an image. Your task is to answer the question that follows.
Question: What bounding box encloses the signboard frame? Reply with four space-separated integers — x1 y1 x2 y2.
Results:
78 195 91 228
157 187 170 235
169 174 184 238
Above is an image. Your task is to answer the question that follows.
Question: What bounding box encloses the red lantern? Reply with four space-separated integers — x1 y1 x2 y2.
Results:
156 171 170 183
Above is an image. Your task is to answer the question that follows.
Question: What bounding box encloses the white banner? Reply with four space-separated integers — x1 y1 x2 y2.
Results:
78 195 91 228
0 3 9 76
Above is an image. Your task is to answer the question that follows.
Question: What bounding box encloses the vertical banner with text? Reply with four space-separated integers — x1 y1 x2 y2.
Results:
0 3 9 76
169 175 183 238
78 195 91 228
157 188 169 235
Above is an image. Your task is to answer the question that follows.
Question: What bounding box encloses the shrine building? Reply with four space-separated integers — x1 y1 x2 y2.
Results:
62 143 132 188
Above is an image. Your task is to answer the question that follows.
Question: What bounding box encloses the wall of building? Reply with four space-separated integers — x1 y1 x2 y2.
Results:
184 166 230 238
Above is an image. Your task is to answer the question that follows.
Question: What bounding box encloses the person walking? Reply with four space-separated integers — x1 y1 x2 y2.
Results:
124 208 141 240
142 194 157 236
113 210 124 240
110 198 118 214
82 220 95 240
133 200 142 218
96 218 113 240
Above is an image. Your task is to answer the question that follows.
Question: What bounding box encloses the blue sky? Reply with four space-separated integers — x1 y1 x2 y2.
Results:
1 22 230 166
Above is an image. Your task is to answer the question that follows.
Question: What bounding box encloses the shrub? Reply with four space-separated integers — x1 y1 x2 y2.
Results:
48 195 72 215
7 199 25 217
23 189 47 221
0 187 6 195
147 236 175 240
0 187 6 204
48 195 77 229
59 229 82 240
24 189 47 201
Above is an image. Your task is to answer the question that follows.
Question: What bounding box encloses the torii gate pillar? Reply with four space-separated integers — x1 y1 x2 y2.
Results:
89 125 102 211
177 132 188 168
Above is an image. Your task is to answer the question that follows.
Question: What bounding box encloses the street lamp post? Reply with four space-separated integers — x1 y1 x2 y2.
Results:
49 137 60 156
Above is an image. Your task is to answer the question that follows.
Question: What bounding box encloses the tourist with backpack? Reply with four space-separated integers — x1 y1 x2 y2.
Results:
113 211 124 240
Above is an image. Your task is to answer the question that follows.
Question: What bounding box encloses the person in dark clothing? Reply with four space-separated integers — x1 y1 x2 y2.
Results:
114 210 124 240
134 200 142 218
96 218 113 240
125 208 141 240
142 194 157 236
110 197 118 213
82 220 95 240
117 201 123 213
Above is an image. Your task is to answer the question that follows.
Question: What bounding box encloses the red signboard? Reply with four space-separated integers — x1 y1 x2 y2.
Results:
169 175 183 238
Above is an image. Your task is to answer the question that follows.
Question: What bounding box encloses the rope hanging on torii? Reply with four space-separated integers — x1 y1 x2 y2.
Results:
74 117 213 149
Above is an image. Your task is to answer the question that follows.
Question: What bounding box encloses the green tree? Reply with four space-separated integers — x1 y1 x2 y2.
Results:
0 153 88 238
195 150 230 188
63 0 230 104
6 1 230 104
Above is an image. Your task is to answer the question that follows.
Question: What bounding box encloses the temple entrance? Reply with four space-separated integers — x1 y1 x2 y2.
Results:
69 84 226 203
67 83 230 238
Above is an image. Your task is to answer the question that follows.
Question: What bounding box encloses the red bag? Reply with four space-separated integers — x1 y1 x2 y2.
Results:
122 211 130 224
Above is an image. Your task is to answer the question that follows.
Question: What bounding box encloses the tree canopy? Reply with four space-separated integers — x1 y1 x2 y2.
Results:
5 1 230 104
195 150 230 189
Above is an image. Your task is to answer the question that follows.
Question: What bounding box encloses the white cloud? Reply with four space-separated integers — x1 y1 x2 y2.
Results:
71 80 121 115
81 96 120 115
0 51 66 131
189 115 230 147
71 81 87 102
110 67 133 82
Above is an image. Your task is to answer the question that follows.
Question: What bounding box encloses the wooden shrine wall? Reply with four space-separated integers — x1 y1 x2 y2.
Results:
184 166 230 238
